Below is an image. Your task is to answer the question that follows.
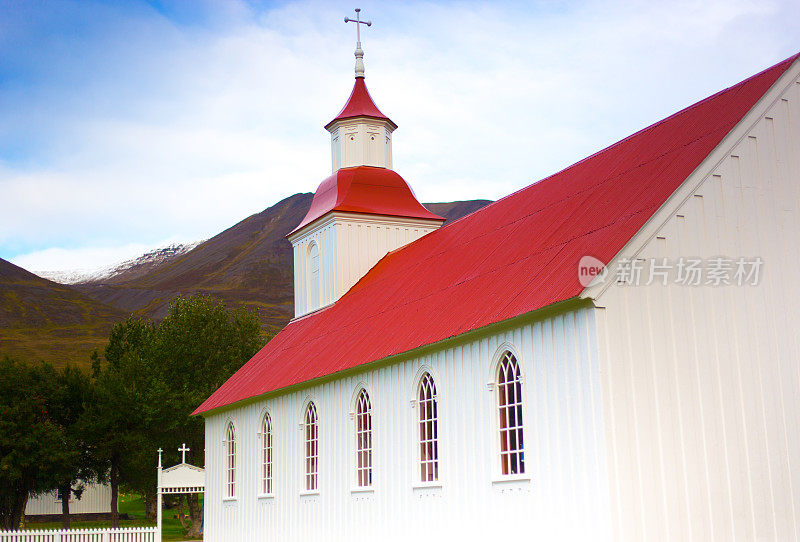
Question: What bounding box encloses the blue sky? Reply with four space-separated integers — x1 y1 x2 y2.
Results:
2 0 799 272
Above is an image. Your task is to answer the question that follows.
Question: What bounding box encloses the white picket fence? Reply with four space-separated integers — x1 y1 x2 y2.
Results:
0 527 158 542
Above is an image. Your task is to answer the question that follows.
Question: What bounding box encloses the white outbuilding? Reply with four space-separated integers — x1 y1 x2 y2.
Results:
25 483 111 519
194 40 800 542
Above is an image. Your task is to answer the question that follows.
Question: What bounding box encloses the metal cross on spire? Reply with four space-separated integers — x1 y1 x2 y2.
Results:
344 8 371 44
178 443 190 464
344 8 372 78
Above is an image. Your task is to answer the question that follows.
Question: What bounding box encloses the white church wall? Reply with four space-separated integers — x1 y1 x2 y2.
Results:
592 67 800 540
25 483 111 516
290 213 440 317
203 304 612 542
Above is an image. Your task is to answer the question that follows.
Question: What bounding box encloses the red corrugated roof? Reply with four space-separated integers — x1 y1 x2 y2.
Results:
195 53 799 415
325 77 396 130
290 166 444 235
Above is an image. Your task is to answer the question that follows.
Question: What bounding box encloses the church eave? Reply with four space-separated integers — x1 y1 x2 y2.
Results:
324 114 398 131
192 296 590 417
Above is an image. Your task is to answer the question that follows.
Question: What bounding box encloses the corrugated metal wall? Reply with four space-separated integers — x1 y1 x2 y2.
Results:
25 483 111 516
596 72 800 540
203 306 611 541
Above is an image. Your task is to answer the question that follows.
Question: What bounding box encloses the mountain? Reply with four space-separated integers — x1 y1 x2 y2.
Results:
37 243 201 285
1 195 490 367
74 195 491 336
0 258 126 367
73 193 309 335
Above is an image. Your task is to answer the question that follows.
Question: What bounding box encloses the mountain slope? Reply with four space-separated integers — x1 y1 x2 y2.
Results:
37 243 200 285
75 193 309 335
424 200 493 221
75 195 491 335
0 258 126 367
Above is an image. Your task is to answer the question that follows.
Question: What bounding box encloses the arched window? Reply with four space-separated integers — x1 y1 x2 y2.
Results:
307 242 320 308
225 422 237 498
355 389 372 487
418 372 438 482
304 402 319 491
260 413 273 495
497 351 525 475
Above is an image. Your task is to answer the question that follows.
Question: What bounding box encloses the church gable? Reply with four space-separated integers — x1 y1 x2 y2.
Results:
583 58 800 302
586 65 800 540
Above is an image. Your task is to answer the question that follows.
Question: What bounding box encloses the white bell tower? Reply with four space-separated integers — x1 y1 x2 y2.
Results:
325 81 396 172
287 9 444 319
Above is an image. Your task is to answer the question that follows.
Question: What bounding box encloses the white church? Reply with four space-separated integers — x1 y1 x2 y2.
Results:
193 18 800 541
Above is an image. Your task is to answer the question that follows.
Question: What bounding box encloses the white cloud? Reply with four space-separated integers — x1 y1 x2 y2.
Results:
1 0 798 271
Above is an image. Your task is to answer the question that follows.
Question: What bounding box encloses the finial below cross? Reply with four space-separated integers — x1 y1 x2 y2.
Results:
344 8 372 78
178 443 190 464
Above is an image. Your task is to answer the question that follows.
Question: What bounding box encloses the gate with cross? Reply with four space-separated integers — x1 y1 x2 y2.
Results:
156 444 205 540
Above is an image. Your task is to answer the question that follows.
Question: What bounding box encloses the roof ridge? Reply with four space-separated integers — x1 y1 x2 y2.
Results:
349 124 732 291
453 52 800 222
355 52 800 286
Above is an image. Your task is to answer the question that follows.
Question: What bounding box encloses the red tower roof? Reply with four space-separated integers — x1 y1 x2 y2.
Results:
325 78 396 130
289 166 444 235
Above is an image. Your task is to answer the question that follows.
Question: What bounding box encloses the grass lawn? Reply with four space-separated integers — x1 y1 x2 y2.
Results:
25 493 202 541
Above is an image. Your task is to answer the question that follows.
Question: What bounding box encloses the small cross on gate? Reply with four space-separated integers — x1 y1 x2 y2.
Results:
344 8 371 45
178 443 190 464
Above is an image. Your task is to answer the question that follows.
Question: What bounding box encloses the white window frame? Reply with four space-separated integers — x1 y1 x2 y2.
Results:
302 401 319 493
258 410 274 497
414 369 439 485
224 421 237 499
352 386 373 489
489 345 528 481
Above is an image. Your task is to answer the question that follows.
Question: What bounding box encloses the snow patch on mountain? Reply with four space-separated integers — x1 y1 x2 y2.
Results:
37 242 202 284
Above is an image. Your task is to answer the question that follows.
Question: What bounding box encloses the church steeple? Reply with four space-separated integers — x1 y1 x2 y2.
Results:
325 8 396 172
287 9 444 318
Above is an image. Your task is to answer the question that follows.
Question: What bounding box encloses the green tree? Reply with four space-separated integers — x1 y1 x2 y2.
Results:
151 295 262 537
82 295 262 536
81 318 156 528
0 358 68 530
49 364 98 529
